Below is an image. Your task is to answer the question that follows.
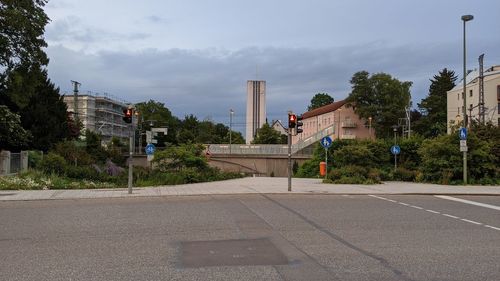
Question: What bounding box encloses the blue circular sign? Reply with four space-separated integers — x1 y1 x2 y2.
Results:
145 143 156 155
320 136 333 148
391 145 401 155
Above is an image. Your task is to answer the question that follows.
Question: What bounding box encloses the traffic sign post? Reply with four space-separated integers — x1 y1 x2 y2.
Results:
459 127 468 184
391 145 401 170
320 136 333 179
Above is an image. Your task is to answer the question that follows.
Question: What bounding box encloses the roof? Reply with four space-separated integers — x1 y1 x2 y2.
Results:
451 65 500 91
301 100 346 119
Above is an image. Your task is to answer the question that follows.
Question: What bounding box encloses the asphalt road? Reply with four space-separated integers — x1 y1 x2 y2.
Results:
0 194 499 281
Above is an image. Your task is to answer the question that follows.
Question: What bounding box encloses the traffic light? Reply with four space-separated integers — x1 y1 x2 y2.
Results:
123 108 133 123
288 113 296 129
296 115 303 134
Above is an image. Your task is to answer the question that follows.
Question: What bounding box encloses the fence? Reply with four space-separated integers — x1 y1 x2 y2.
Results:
0 151 28 175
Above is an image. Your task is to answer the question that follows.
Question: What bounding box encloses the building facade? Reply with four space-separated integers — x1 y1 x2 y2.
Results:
246 80 266 144
292 100 373 144
63 93 130 141
446 65 500 133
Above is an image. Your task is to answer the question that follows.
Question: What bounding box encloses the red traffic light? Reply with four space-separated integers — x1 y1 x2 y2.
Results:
289 114 297 128
123 108 133 123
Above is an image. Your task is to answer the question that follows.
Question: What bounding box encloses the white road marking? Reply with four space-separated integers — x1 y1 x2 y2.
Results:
435 196 500 211
368 195 500 232
461 219 482 225
485 225 500 231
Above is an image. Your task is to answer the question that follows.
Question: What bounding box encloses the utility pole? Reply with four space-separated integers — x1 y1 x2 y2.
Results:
478 54 485 124
461 14 473 185
71 80 81 124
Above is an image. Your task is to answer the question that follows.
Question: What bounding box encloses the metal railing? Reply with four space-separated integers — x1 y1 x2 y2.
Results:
9 153 21 174
207 124 336 156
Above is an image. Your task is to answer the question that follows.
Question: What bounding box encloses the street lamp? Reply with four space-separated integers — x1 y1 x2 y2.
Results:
462 14 473 129
337 108 342 140
368 116 372 140
229 109 234 154
461 14 473 185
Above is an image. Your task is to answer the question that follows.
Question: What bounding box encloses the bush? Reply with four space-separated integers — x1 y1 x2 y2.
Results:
328 165 380 184
392 167 417 181
39 153 67 175
28 151 44 169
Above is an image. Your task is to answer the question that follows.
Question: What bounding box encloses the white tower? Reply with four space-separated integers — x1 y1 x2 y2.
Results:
246 80 266 144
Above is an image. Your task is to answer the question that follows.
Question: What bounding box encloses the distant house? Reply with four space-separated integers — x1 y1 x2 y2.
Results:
271 120 287 135
446 65 500 133
292 100 373 144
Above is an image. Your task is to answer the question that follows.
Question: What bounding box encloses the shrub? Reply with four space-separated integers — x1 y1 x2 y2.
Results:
28 151 44 169
39 153 67 175
392 167 417 181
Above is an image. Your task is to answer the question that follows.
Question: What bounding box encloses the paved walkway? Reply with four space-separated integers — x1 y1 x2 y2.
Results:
1 177 500 201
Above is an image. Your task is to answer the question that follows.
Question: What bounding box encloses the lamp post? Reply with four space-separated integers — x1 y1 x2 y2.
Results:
462 14 473 185
337 108 342 140
368 116 372 140
229 109 234 154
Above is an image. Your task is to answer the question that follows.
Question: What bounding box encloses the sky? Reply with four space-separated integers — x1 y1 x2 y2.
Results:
43 0 500 133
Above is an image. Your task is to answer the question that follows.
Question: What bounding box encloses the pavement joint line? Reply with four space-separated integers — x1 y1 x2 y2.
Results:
434 195 500 211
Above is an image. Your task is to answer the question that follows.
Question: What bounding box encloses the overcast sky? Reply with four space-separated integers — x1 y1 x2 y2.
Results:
44 0 500 132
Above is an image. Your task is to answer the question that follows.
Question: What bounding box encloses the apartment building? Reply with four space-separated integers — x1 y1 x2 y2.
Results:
63 92 130 141
446 65 500 133
292 100 372 144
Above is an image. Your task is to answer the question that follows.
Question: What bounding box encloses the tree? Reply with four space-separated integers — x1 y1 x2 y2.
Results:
0 105 31 151
135 100 180 145
308 93 334 111
20 70 71 151
0 0 49 82
414 69 457 137
346 71 412 138
252 123 282 144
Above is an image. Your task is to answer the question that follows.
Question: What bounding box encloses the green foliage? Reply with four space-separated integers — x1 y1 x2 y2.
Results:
418 134 463 184
346 71 412 138
154 143 208 172
308 93 334 111
0 105 32 150
328 165 380 184
414 69 457 137
252 123 282 144
0 0 49 74
85 130 108 163
39 152 67 175
20 70 70 151
28 150 43 169
398 136 423 170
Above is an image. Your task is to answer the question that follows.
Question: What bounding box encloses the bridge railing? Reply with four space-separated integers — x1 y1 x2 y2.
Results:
207 144 314 156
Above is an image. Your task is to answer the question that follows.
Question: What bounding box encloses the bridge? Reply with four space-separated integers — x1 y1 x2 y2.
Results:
205 125 336 177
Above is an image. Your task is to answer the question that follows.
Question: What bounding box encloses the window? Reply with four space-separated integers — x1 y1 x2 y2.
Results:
498 103 500 114
469 90 473 97
458 93 460 100
462 92 464 99
497 85 500 101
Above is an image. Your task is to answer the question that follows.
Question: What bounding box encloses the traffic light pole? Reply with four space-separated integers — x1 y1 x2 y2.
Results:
128 124 133 194
287 128 292 192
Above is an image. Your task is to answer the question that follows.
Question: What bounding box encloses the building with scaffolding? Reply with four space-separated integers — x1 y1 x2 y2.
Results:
63 92 130 142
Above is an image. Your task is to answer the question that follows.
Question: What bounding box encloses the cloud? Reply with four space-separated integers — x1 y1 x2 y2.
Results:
45 16 150 47
46 40 497 132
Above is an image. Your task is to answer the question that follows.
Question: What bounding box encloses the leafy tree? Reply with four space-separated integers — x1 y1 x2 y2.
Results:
135 100 180 145
0 105 31 150
252 123 282 144
0 0 49 77
346 71 412 138
308 93 334 111
414 69 457 137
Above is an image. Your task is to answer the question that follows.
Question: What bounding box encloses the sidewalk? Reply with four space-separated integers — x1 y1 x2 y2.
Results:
1 177 500 201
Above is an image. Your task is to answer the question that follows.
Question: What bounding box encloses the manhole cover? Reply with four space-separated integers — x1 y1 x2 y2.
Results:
181 238 288 268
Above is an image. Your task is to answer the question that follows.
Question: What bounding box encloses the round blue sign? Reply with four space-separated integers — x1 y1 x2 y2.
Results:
391 145 401 155
145 143 156 155
320 136 333 148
